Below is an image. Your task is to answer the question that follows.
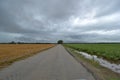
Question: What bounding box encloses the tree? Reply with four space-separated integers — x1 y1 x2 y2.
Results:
10 41 15 44
57 40 63 44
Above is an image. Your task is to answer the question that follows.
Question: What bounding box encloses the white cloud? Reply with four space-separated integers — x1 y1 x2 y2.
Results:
96 12 120 23
83 29 120 35
70 9 97 26
72 18 97 26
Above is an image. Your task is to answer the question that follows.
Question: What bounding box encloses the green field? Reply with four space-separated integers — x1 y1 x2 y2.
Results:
64 44 120 62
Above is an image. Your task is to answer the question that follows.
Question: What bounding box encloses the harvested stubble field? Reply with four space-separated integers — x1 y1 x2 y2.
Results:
0 44 55 67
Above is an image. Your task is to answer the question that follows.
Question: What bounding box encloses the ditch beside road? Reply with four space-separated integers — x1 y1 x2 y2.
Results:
65 47 120 80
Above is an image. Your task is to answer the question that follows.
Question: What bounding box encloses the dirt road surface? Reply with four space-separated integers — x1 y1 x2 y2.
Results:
0 45 95 80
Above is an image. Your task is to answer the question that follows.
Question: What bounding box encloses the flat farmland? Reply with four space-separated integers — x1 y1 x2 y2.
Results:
0 44 55 67
65 44 120 63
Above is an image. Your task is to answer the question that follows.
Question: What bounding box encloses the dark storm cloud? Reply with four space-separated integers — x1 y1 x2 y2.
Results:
94 0 120 17
0 0 120 42
0 2 38 34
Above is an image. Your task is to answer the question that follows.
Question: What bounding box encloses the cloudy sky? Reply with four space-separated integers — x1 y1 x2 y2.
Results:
0 0 120 43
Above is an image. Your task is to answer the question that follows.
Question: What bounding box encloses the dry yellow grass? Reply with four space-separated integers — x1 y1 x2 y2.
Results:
0 44 55 67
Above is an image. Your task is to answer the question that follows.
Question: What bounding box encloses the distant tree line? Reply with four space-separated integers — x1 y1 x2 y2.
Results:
0 41 55 44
